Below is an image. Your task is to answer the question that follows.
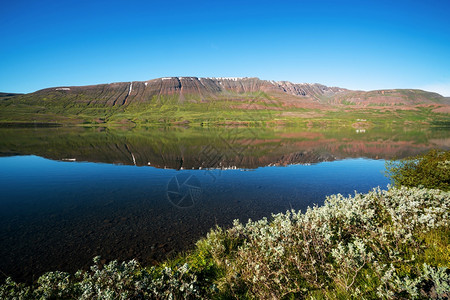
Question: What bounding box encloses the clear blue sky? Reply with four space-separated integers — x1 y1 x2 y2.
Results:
1 0 450 95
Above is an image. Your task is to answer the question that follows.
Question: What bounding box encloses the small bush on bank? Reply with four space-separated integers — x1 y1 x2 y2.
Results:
386 149 450 191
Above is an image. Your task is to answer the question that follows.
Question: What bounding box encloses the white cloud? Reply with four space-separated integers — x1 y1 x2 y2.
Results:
420 82 450 97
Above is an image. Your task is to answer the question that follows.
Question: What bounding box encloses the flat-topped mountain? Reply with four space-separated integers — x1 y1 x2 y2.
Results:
28 77 346 107
19 77 449 106
1 77 448 125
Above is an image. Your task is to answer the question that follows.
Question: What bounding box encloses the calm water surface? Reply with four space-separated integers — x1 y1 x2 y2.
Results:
0 126 448 282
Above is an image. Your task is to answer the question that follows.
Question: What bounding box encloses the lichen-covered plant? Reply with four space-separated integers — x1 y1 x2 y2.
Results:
201 186 449 299
0 258 205 299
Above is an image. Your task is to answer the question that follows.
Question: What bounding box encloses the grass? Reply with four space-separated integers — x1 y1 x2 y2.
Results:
1 91 449 128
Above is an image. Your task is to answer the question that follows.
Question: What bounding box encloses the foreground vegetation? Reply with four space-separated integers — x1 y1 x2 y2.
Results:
1 151 449 299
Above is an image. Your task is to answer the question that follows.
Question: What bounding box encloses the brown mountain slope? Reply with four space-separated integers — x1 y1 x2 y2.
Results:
25 77 348 107
23 77 448 108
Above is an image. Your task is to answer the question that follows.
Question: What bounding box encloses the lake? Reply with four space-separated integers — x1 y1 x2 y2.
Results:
0 126 448 282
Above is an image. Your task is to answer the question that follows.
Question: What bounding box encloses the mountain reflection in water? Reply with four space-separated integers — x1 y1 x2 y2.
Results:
1 126 448 168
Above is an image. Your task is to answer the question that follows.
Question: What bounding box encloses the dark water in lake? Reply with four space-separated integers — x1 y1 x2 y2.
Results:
0 126 448 282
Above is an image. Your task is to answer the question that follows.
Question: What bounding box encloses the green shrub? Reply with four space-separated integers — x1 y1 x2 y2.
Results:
386 149 450 191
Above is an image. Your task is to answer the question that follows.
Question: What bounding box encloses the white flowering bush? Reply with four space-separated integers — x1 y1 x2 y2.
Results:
1 186 449 299
201 186 449 299
0 257 206 299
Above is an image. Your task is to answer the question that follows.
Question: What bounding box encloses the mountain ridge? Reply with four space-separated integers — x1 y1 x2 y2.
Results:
29 77 346 106
1 76 448 126
25 76 449 107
